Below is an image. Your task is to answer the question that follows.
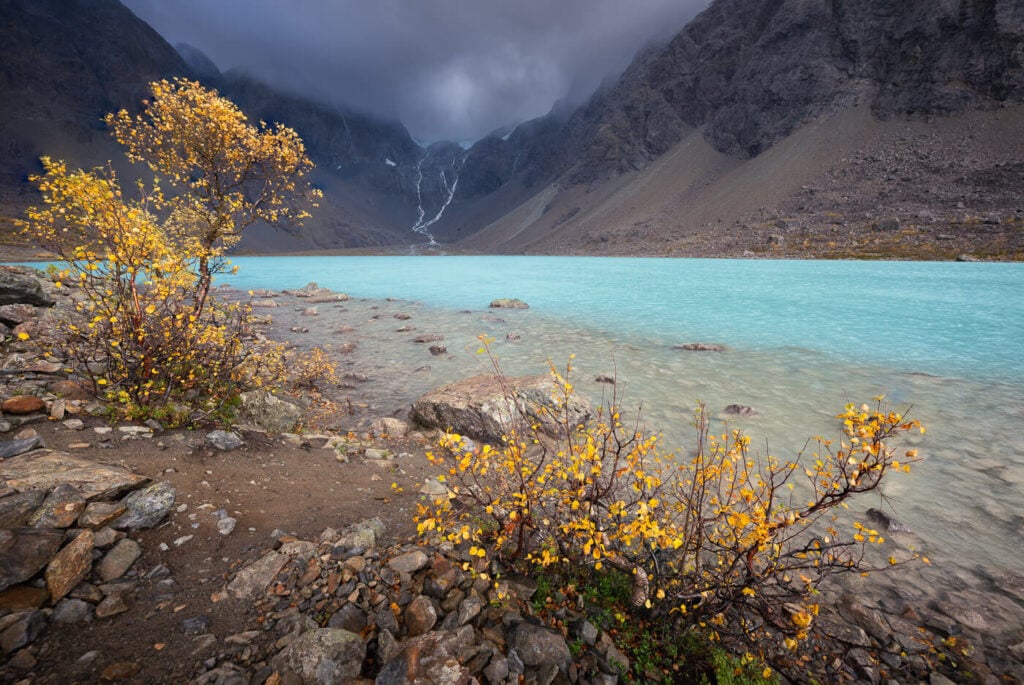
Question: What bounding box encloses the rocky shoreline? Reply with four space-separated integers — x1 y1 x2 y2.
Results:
2 264 1024 683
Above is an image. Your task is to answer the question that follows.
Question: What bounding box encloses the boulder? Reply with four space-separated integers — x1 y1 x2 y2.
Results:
0 268 54 308
489 298 529 309
236 390 302 434
206 430 243 451
269 628 366 683
510 622 572 670
111 481 175 530
411 374 592 443
369 417 410 439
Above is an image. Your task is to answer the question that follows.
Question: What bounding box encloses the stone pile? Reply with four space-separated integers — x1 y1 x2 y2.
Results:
0 441 176 666
197 519 628 685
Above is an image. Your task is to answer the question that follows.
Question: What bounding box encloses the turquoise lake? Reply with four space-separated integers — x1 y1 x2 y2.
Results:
12 255 1024 604
221 256 1024 582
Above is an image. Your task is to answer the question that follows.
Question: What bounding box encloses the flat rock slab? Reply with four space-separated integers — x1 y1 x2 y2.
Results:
46 529 94 601
96 538 141 582
0 450 147 501
228 551 288 599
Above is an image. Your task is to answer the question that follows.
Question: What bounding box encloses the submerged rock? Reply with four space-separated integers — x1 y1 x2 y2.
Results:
673 342 729 352
489 298 529 309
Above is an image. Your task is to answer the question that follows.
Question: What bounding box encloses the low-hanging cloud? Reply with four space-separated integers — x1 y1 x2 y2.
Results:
123 0 709 143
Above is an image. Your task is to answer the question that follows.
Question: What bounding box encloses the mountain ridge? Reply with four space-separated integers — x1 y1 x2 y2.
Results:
1 0 1022 258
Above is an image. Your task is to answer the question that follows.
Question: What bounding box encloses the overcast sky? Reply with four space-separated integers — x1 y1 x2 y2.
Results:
123 0 709 144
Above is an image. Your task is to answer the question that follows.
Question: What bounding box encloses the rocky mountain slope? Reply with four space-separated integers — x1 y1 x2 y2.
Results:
449 0 1024 257
2 0 1022 258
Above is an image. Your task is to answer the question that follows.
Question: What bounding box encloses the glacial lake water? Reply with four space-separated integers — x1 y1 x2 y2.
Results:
221 256 1024 583
13 255 1024 629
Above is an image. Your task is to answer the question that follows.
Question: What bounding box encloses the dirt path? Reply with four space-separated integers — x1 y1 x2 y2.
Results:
5 413 438 683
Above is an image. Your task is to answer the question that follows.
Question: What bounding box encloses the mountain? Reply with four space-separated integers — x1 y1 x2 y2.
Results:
0 0 447 253
2 0 1022 259
448 0 1024 258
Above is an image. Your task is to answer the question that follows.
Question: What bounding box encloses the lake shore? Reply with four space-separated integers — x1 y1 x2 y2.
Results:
2 265 1024 682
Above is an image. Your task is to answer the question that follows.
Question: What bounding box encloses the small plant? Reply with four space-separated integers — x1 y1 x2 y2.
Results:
417 337 925 678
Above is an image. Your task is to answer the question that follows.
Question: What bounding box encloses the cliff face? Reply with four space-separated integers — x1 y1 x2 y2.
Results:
0 0 191 205
549 0 1024 179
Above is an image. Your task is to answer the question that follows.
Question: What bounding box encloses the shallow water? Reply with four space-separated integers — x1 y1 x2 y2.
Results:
12 254 1024 635
220 256 1024 584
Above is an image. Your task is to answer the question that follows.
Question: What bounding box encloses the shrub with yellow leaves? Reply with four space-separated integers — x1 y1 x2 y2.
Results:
417 337 925 672
19 79 319 425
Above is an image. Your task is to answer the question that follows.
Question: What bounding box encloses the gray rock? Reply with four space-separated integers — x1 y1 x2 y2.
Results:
327 603 366 634
0 528 64 592
28 483 86 528
368 417 410 439
387 550 429 574
52 598 93 624
0 489 45 528
61 419 85 431
0 611 47 654
217 516 238 536
96 538 142 582
228 551 288 599
270 628 366 684
207 430 243 451
0 435 41 459
510 622 572 670
484 655 510 684
457 596 483 626
411 374 592 443
112 481 175 530
0 268 54 307
236 390 302 434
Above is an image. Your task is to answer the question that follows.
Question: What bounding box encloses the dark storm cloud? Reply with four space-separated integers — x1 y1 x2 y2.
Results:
123 0 709 143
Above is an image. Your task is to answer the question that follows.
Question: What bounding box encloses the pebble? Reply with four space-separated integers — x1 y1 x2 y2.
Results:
62 419 85 430
174 535 194 547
